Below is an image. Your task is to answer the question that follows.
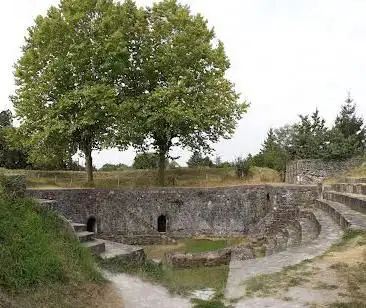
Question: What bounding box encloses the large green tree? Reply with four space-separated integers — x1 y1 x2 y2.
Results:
253 128 289 172
327 94 365 159
291 109 329 159
12 0 132 183
117 0 248 185
187 152 214 168
133 152 158 169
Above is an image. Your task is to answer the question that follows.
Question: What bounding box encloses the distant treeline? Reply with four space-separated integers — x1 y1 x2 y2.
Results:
246 93 365 174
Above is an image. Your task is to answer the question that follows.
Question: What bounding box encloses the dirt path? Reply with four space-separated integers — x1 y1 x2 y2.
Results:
104 271 191 308
226 209 341 300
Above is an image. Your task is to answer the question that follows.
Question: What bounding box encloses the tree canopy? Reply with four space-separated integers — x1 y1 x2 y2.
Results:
0 110 29 169
187 152 214 168
252 93 366 174
115 0 247 185
13 0 246 185
12 0 131 183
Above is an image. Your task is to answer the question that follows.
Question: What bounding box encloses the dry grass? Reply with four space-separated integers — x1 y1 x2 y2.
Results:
242 230 366 306
346 165 366 178
5 166 281 189
324 164 366 184
2 282 124 308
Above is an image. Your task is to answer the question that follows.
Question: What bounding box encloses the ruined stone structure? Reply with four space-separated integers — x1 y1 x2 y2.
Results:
285 158 364 184
28 184 319 242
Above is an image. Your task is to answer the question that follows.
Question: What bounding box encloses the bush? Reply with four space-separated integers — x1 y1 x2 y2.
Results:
0 173 26 198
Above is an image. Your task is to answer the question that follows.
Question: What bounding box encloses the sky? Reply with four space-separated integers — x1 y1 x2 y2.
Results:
1 0 366 168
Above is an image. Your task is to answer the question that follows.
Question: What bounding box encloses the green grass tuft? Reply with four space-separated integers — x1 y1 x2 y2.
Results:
191 298 233 308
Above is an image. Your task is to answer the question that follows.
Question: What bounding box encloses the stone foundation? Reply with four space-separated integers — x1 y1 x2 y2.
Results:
285 158 364 184
166 248 231 268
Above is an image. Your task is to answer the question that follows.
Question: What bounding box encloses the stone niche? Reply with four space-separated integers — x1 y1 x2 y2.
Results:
165 248 231 268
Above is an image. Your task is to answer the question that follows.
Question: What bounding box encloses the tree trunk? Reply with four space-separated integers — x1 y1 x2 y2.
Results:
84 147 94 185
158 148 166 187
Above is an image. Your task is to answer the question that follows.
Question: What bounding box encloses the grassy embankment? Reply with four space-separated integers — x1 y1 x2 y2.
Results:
0 197 123 307
346 164 366 178
5 166 281 189
325 164 366 184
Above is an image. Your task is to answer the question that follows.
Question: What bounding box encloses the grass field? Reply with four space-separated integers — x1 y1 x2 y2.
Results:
4 166 281 189
143 237 248 259
100 259 230 297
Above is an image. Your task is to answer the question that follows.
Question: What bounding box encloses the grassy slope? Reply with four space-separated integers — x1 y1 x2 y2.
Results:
0 197 122 307
6 166 281 189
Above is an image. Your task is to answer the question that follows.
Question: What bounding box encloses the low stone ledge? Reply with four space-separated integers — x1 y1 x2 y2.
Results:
98 232 176 245
166 248 231 268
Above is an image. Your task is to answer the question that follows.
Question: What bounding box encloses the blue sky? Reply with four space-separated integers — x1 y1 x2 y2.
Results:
1 0 366 167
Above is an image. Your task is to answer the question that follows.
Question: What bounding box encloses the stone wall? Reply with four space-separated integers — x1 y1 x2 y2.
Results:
166 249 231 268
285 158 364 185
27 184 320 239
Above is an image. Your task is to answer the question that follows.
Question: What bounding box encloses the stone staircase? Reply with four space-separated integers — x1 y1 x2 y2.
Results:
316 178 366 230
35 199 145 263
70 220 145 262
71 222 107 255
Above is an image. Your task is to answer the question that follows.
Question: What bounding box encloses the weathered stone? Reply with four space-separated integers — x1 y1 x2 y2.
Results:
285 158 364 185
231 245 254 260
166 248 231 268
27 185 320 238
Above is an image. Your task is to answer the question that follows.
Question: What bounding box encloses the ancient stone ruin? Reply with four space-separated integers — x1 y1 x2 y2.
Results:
29 160 366 279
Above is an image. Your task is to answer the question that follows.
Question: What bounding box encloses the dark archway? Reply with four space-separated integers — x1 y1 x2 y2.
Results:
157 215 167 232
87 216 96 233
266 193 270 202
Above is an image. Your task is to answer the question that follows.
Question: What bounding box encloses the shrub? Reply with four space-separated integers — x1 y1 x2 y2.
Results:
0 173 26 198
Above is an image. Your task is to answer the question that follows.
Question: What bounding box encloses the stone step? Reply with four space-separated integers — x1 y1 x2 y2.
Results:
71 223 87 232
225 209 341 300
76 231 94 243
285 221 302 247
329 183 366 196
98 240 145 264
299 211 321 244
315 198 366 230
274 229 288 252
264 236 277 256
323 190 366 214
83 239 106 255
343 177 366 184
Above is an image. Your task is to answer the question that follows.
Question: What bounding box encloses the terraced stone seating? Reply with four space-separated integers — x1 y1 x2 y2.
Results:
233 208 321 260
316 178 366 230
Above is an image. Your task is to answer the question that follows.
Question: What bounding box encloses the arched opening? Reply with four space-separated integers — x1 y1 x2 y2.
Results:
157 215 167 233
87 216 96 233
266 193 270 202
